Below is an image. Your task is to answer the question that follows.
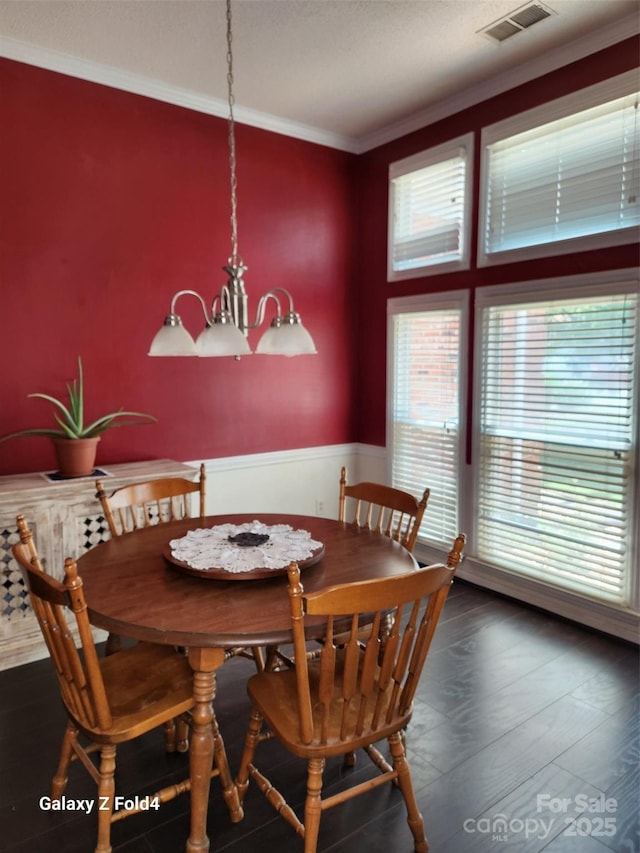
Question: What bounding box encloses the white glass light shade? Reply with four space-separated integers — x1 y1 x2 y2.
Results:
148 321 197 356
195 323 252 357
256 321 317 356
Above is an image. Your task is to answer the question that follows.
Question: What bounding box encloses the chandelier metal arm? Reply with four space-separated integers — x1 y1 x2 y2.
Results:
213 284 232 316
248 287 301 330
168 289 211 324
250 291 283 330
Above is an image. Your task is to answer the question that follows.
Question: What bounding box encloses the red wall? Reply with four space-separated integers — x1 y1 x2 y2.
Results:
2 38 638 477
354 37 640 447
0 59 358 475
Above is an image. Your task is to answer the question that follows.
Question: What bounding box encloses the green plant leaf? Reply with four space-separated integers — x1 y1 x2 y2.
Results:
71 356 84 432
27 393 77 429
54 412 80 439
0 428 67 443
83 411 157 437
67 383 78 424
1 357 156 445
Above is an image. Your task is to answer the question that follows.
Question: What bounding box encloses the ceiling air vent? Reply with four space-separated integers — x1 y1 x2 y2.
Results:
479 2 556 43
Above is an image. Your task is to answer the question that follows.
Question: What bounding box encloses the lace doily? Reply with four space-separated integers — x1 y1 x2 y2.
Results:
168 520 323 574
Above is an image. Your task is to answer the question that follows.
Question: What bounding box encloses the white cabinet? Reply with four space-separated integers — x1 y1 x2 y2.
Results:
0 459 197 670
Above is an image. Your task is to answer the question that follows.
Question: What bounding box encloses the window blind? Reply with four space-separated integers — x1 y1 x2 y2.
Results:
477 288 638 603
389 305 463 546
389 134 472 279
483 90 640 256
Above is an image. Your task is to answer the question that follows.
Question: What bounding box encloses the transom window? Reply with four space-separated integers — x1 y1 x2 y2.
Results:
479 71 640 265
388 134 473 280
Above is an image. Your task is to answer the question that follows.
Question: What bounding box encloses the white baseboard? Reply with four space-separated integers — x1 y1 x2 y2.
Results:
460 561 638 645
415 541 639 644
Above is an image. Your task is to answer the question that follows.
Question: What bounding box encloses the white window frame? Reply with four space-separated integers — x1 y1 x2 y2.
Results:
478 70 640 267
472 272 639 607
387 290 469 547
388 133 473 281
387 270 640 642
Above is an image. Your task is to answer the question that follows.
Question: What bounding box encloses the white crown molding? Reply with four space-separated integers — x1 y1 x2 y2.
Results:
1 10 637 156
354 12 640 153
231 102 358 153
0 35 359 153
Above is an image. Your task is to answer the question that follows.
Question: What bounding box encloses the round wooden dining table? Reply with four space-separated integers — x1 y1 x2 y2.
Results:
78 513 418 853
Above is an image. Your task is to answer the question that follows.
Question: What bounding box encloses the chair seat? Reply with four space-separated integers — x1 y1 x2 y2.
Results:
69 643 194 743
247 655 413 760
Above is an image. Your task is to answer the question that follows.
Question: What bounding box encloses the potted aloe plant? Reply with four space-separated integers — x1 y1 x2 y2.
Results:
0 357 156 477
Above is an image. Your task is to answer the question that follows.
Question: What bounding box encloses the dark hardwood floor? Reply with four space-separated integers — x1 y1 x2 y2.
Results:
1 580 638 853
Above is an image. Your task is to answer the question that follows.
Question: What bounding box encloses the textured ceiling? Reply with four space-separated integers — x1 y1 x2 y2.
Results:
0 0 638 149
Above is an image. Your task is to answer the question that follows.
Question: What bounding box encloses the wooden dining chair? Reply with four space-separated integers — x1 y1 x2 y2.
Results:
13 515 189 754
338 466 430 551
235 533 466 853
337 466 431 679
95 464 205 656
12 515 242 853
265 468 431 675
96 463 206 537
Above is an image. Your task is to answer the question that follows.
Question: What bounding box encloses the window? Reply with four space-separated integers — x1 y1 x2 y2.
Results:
479 71 640 265
387 292 467 545
388 134 473 280
388 272 639 621
476 278 638 605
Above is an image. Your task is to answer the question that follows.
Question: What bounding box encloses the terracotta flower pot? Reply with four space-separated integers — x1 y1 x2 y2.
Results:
52 437 100 478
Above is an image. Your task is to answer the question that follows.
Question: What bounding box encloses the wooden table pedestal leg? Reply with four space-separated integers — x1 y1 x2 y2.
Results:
187 648 243 853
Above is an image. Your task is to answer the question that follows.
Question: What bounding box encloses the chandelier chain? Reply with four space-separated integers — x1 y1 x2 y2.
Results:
226 0 240 266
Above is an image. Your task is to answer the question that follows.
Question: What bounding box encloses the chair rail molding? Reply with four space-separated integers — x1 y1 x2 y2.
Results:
190 443 386 518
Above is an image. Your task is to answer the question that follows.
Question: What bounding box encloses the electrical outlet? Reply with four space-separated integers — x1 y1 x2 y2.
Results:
315 499 325 516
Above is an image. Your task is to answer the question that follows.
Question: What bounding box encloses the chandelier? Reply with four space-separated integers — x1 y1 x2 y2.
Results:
149 0 316 358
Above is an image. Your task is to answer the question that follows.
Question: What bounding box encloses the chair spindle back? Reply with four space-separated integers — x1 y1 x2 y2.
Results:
13 518 112 731
287 551 461 748
96 463 206 537
338 466 429 552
